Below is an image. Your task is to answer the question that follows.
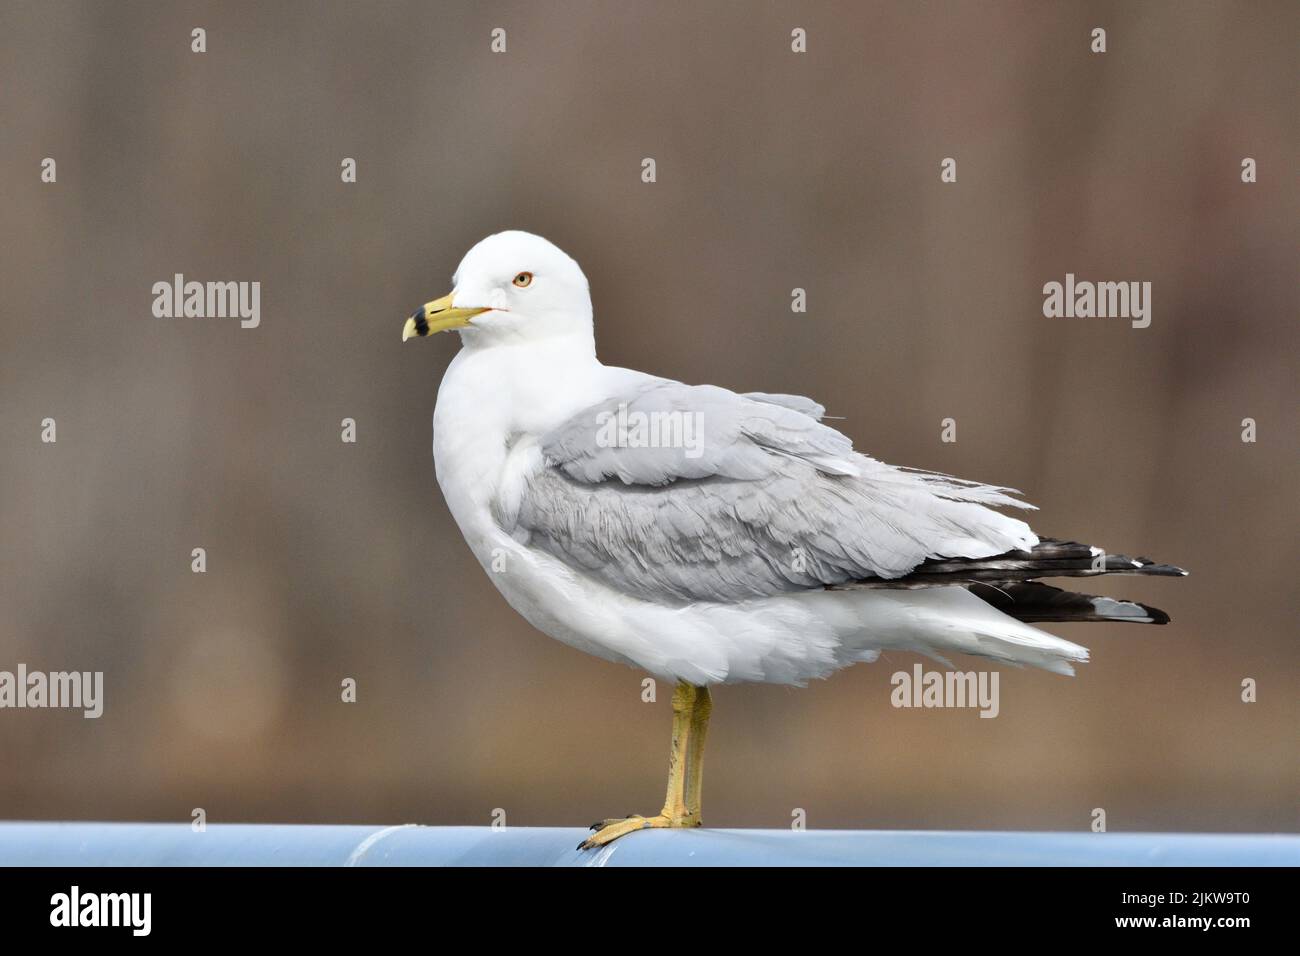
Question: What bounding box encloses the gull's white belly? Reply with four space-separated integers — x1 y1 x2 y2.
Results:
437 490 853 684
429 349 861 683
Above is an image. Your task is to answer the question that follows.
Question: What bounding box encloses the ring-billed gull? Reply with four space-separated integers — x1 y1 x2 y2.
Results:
401 231 1185 849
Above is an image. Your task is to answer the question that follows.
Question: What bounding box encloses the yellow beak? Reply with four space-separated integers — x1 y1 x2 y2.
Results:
402 293 489 341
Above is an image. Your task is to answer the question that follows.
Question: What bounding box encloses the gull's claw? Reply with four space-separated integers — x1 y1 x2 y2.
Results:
578 814 689 850
588 814 637 832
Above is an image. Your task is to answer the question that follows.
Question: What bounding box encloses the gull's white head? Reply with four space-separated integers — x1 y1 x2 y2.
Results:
402 231 592 348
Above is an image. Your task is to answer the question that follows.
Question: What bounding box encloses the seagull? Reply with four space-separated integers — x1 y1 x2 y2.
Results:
402 231 1186 850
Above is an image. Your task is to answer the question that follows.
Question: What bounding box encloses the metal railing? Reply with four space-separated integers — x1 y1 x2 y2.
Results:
1 823 1296 866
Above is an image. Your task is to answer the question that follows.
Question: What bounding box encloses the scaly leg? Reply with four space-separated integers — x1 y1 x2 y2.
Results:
578 681 712 850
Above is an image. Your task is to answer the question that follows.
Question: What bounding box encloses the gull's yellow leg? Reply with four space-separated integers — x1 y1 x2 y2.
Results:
578 681 712 850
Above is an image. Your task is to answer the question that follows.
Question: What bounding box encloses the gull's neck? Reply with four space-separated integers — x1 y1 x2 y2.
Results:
432 334 609 532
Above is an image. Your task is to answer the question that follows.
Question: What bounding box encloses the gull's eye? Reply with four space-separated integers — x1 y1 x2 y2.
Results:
512 271 533 288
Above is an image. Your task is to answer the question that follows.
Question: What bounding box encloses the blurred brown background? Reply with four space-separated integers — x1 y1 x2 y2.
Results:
1 1 1295 833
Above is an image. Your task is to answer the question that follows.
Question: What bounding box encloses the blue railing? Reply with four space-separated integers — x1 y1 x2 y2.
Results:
1 823 1296 866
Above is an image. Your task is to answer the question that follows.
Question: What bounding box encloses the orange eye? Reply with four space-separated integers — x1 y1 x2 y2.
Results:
512 272 533 288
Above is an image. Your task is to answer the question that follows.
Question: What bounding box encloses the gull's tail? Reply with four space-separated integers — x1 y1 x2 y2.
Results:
829 538 1185 678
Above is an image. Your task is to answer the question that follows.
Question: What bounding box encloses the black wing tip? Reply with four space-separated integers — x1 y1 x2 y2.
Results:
1145 605 1173 625
1132 557 1189 577
969 581 1174 625
836 538 1188 590
1036 538 1188 568
1111 596 1172 625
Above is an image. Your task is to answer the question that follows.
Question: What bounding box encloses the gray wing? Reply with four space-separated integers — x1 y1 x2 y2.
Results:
508 379 1038 605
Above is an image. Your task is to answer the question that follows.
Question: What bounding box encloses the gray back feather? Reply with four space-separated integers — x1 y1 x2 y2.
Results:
511 380 1036 605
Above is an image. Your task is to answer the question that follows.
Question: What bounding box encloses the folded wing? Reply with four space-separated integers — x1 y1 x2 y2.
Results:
509 379 1040 604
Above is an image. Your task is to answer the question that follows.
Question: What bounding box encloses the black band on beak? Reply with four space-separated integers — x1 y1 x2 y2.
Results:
411 306 430 337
